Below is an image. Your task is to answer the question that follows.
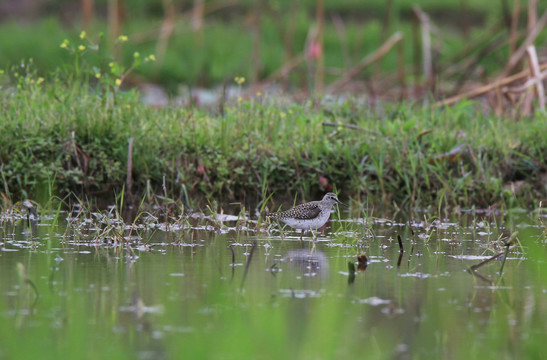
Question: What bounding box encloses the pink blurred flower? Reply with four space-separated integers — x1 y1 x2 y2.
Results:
308 40 322 60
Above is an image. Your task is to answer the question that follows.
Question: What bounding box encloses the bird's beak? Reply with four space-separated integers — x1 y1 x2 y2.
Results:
337 199 347 207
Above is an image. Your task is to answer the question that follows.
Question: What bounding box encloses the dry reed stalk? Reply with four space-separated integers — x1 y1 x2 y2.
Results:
314 0 325 93
495 83 504 116
250 7 262 85
412 16 420 88
192 0 205 31
528 0 538 32
155 0 176 70
82 0 95 30
108 0 124 57
526 46 546 111
448 33 511 95
443 25 508 78
509 0 520 57
332 14 351 68
131 1 238 43
435 62 547 106
504 69 547 93
251 54 305 94
520 0 539 114
397 40 406 99
326 32 403 93
126 136 134 196
502 8 547 77
441 20 504 72
413 6 433 91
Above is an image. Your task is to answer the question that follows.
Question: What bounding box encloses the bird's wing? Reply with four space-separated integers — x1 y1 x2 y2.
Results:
293 204 321 220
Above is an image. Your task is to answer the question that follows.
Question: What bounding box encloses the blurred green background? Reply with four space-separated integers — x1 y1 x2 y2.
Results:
2 0 537 94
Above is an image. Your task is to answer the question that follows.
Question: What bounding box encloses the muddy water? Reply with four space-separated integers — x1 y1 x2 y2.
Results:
0 209 546 359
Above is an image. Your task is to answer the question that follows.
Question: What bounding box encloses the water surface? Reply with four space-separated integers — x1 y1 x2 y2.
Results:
1 209 546 359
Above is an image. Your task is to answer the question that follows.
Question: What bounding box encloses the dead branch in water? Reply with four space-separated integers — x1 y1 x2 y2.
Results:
469 252 504 272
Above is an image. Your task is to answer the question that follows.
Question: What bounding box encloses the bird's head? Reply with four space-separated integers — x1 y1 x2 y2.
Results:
323 192 345 206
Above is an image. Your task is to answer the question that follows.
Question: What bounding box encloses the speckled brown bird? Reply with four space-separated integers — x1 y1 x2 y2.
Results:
266 193 344 242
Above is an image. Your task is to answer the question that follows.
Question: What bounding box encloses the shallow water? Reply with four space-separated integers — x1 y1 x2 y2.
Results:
0 208 546 359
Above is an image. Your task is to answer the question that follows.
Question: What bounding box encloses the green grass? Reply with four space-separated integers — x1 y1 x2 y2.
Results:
0 60 546 210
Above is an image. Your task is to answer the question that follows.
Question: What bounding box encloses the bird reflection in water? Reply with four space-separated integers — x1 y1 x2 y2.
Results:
283 249 329 278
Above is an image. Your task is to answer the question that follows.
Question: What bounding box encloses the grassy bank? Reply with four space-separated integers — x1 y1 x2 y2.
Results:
0 64 546 211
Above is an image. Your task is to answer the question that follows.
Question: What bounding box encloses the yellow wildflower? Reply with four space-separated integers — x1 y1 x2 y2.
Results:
234 76 245 85
118 35 128 42
37 77 44 84
256 92 262 97
78 45 85 51
148 54 156 62
237 96 243 102
109 62 115 68
80 31 86 39
95 73 101 79
60 39 69 49
133 52 140 58
115 78 122 86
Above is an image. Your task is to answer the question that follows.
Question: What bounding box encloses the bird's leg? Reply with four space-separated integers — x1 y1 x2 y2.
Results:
299 230 304 246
